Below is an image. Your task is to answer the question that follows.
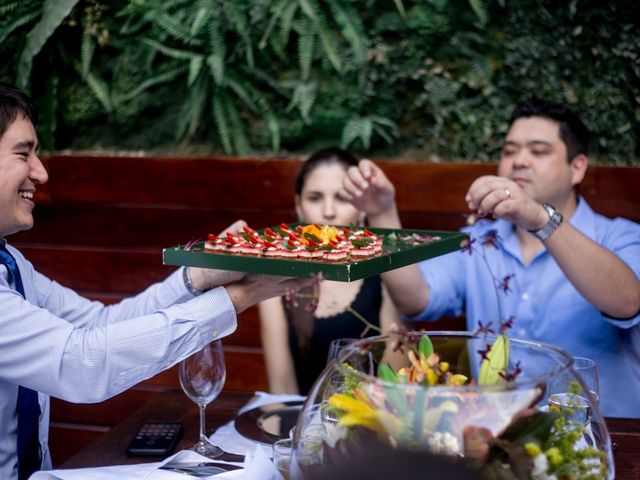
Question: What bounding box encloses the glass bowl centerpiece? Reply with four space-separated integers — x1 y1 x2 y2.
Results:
292 331 613 479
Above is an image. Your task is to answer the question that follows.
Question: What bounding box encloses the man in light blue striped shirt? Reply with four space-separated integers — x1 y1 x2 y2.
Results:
0 83 309 480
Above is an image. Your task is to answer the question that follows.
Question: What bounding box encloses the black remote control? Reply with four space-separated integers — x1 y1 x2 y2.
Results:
126 420 183 456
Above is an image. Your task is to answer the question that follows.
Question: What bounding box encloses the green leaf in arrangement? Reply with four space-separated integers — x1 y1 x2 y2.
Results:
479 334 509 386
17 0 80 88
378 363 399 383
418 335 434 359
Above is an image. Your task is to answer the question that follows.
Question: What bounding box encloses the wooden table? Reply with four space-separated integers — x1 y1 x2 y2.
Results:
61 390 640 478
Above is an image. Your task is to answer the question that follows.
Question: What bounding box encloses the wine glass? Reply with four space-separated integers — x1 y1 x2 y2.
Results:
179 340 226 458
548 356 599 427
326 338 357 364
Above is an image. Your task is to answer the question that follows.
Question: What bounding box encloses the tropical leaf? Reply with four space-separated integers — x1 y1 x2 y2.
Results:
154 11 201 46
143 38 199 60
479 335 509 386
0 8 41 45
16 0 80 88
83 70 113 112
342 116 372 149
326 0 368 63
286 81 317 123
188 55 204 86
80 28 95 78
211 89 232 153
115 65 188 103
221 93 250 154
468 0 488 27
297 18 315 80
190 6 210 37
176 75 208 140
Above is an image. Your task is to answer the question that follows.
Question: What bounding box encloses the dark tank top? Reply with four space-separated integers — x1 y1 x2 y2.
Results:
284 275 383 394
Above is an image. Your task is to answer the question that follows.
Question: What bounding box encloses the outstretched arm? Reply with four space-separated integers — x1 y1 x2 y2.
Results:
259 297 299 394
340 160 429 316
466 175 640 319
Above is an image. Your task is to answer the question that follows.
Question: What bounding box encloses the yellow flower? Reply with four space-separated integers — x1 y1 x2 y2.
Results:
545 447 563 465
328 393 387 437
525 442 542 457
447 374 468 386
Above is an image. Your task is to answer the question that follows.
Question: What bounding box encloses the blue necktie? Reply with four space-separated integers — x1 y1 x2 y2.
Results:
0 244 42 480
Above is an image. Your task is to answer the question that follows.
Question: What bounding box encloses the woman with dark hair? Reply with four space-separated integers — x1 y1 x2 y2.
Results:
258 147 400 394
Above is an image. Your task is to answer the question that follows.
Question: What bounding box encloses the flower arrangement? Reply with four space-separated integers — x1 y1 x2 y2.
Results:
316 332 610 480
292 229 613 479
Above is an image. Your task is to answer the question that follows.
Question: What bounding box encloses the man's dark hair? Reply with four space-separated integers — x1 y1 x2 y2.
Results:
509 97 590 162
0 83 37 139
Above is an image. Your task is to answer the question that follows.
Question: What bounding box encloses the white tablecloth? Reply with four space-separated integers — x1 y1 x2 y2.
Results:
31 392 305 480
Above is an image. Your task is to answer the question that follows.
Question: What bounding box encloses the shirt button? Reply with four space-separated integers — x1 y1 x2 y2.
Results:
212 329 219 338
521 292 530 301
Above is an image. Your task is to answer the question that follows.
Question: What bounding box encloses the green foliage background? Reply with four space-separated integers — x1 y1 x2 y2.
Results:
1 0 638 164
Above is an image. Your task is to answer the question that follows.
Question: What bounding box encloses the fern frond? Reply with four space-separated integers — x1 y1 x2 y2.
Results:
341 117 373 149
176 75 208 140
326 0 368 64
297 18 315 80
224 73 258 113
80 28 95 78
212 89 233 153
468 0 488 27
190 6 210 37
392 0 406 18
286 82 317 123
206 53 225 86
115 65 187 103
278 0 300 50
226 71 280 151
260 0 287 49
0 9 41 45
16 0 80 88
225 1 254 68
0 2 22 16
207 15 226 76
313 7 342 72
188 55 204 86
143 38 199 60
84 71 113 112
154 11 202 46
221 93 250 154
298 0 318 21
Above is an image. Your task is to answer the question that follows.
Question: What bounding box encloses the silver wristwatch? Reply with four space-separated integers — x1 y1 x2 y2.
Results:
530 203 563 241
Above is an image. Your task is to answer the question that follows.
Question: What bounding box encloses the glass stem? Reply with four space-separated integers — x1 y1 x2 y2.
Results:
198 403 207 442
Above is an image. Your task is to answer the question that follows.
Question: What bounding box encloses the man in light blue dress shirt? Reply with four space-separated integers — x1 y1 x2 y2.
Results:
340 98 640 418
0 83 309 479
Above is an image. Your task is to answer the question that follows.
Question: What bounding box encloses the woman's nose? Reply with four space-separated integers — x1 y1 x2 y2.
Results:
322 200 336 219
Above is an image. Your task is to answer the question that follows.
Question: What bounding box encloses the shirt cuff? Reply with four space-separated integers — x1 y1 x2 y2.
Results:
184 286 238 344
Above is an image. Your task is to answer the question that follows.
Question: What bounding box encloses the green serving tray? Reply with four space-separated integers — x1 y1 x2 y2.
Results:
163 226 468 282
